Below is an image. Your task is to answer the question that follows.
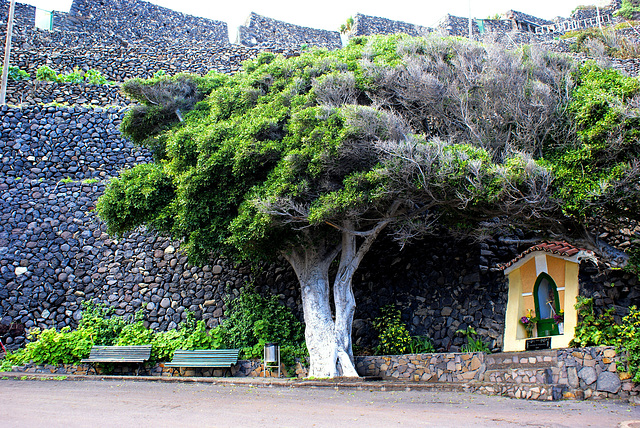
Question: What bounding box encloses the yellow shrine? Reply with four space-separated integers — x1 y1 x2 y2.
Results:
501 242 596 352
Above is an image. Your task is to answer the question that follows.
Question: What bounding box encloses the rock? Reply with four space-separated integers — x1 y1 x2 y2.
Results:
567 366 579 388
596 372 621 394
212 265 223 274
578 366 597 385
160 298 171 309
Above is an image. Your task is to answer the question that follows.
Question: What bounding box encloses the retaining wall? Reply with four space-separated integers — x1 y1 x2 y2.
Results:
55 0 229 44
238 12 341 49
4 81 128 107
8 46 267 82
0 0 34 27
350 13 432 38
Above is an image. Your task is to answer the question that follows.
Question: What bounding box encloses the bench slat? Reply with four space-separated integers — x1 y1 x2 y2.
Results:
165 349 239 368
81 345 152 363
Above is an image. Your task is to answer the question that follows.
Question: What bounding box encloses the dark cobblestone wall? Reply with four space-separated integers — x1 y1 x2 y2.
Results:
0 0 35 27
238 12 341 49
350 13 432 38
55 0 229 44
4 81 128 107
8 45 285 82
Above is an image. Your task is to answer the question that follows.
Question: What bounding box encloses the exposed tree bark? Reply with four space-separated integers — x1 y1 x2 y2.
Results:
282 212 400 378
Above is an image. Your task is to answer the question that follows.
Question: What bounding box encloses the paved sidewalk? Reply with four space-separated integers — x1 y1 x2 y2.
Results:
1 374 640 427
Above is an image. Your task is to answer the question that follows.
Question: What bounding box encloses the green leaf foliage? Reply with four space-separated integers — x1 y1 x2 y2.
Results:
222 288 307 370
373 305 412 355
99 35 618 266
547 62 640 218
1 66 29 81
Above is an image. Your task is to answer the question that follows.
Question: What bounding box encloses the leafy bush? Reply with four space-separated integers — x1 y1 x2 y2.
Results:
408 335 435 354
571 297 618 347
85 68 108 85
456 326 491 353
36 65 58 82
0 66 29 81
222 288 306 370
58 67 84 84
572 299 640 382
373 305 412 355
616 0 640 19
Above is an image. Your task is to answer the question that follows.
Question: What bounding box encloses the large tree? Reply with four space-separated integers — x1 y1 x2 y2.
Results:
98 35 640 377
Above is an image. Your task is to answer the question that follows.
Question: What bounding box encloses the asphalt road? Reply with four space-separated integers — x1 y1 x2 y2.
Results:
1 378 639 427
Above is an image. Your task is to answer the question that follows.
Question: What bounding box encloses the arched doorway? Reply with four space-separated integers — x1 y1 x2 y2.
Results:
534 273 560 337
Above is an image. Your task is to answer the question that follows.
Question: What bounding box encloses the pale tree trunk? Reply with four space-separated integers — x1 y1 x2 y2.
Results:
283 237 341 378
283 211 399 378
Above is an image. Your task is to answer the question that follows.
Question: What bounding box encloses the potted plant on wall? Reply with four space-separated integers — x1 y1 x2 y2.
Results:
554 311 564 334
520 310 539 338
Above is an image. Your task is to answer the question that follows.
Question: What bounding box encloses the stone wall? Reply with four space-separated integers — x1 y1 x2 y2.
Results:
350 13 432 38
0 0 35 28
4 81 128 107
55 0 229 44
355 352 486 382
238 12 341 49
8 45 274 82
355 347 639 401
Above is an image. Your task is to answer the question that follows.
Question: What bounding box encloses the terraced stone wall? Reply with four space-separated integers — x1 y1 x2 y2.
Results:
54 0 229 44
238 12 341 49
349 13 432 38
0 0 35 27
8 45 283 82
4 81 128 107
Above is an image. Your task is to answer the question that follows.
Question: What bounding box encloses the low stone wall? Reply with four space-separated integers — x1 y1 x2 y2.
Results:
355 347 639 401
355 352 486 382
238 12 341 49
350 13 432 38
4 81 128 107
10 359 307 378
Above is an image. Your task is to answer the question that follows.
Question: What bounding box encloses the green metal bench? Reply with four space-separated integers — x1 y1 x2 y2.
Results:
164 349 240 377
81 345 152 375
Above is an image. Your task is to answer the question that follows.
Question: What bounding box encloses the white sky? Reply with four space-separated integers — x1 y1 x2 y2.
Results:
24 0 605 35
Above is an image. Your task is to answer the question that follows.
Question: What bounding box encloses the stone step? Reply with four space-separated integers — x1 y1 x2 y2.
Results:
482 367 556 385
485 350 557 370
470 381 564 401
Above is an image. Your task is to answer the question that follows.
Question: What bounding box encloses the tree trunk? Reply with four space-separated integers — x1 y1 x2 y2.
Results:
283 217 395 378
284 240 342 378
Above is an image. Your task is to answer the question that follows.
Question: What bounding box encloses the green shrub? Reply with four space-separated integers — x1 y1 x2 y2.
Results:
616 0 640 19
36 65 58 82
222 288 307 371
456 326 491 353
571 297 618 347
0 66 29 81
85 68 107 85
373 305 412 355
58 67 84 84
408 335 435 354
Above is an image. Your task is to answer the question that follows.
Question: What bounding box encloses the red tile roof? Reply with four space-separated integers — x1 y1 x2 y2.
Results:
498 241 595 271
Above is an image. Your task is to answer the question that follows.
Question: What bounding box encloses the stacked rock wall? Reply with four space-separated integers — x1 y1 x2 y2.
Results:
350 13 432 38
4 81 128 107
55 0 229 44
8 45 274 82
238 12 341 49
0 0 35 27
